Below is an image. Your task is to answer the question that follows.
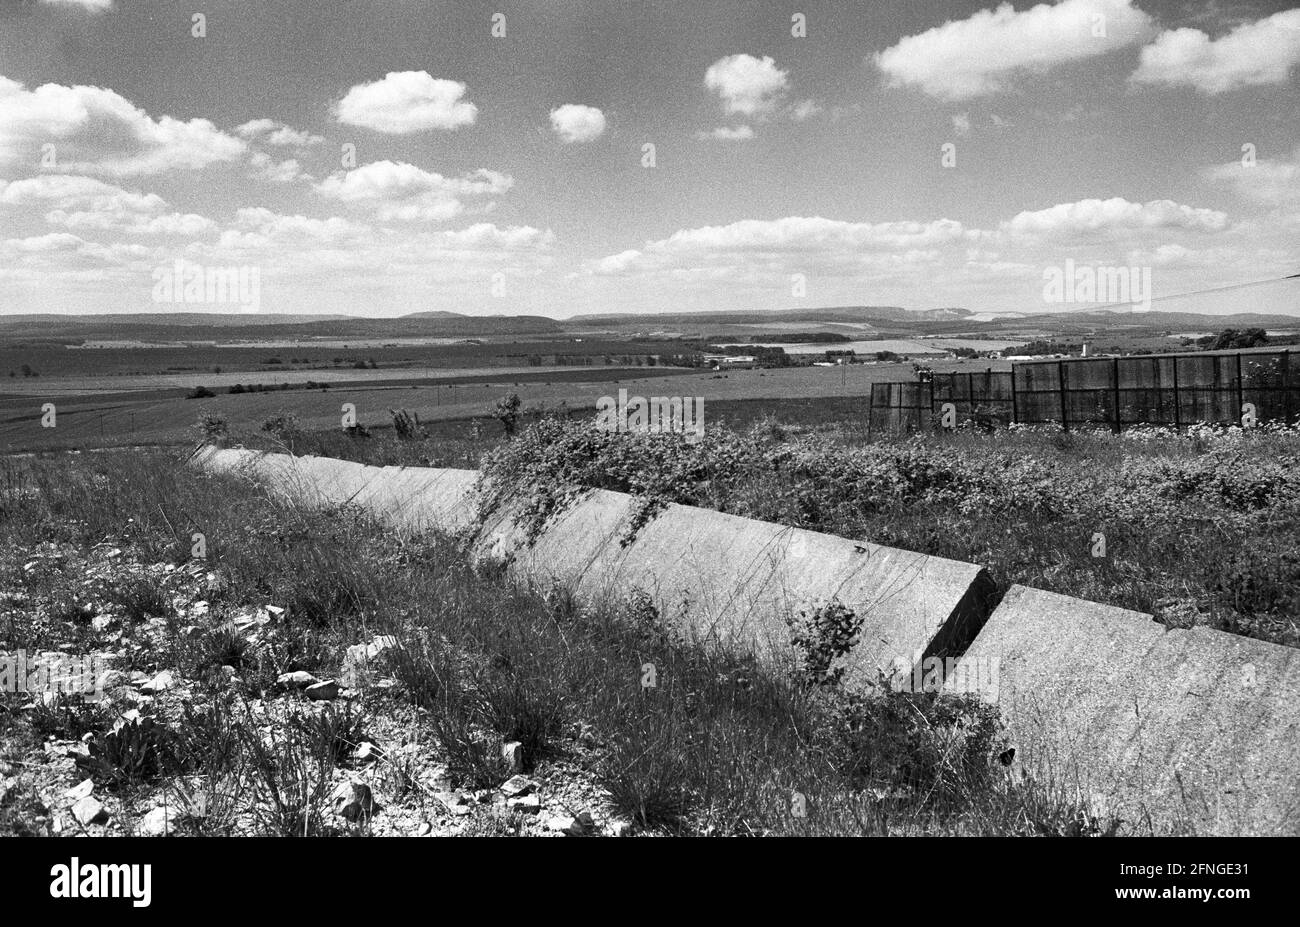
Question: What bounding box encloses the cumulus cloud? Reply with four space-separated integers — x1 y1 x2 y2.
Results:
696 125 755 141
0 76 246 175
587 215 970 277
998 197 1229 236
583 196 1241 296
548 104 607 143
249 151 310 184
1205 146 1300 206
236 119 324 148
39 0 112 12
1131 10 1300 93
0 174 214 236
704 54 789 116
314 160 512 222
334 71 477 133
875 0 1154 101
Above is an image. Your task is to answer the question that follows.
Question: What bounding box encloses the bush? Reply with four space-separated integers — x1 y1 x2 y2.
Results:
186 386 217 399
195 410 229 443
494 393 522 437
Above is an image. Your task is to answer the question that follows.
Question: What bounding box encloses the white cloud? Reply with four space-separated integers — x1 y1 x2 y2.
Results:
1131 10 1300 93
1206 146 1300 206
236 119 324 148
696 125 755 141
588 216 970 277
39 0 112 12
875 0 1154 101
334 72 477 134
790 99 823 121
0 174 214 236
704 54 789 116
548 104 607 143
584 197 1244 301
249 151 310 184
0 76 246 175
314 160 512 222
999 197 1229 236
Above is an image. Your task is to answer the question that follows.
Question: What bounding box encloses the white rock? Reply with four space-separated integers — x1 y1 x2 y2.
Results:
65 778 94 801
276 670 319 689
71 796 106 826
546 814 582 835
501 741 524 774
139 806 174 837
139 671 175 695
499 774 535 798
330 780 377 822
305 680 339 701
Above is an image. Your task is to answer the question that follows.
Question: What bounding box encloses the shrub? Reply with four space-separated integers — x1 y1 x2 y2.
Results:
389 408 426 441
195 410 229 443
494 393 522 437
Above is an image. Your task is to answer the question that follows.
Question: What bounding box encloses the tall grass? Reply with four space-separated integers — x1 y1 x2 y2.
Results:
0 449 1130 835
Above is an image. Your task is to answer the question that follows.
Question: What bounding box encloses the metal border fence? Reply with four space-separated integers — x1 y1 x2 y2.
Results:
868 349 1300 434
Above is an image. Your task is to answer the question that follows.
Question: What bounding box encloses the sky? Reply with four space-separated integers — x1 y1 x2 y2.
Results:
0 0 1297 319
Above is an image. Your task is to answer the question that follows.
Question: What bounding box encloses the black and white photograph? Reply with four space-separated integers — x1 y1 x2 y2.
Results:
0 0 1295 906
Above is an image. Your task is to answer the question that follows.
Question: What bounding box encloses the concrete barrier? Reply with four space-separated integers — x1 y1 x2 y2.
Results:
191 447 993 681
190 447 1300 834
350 465 478 534
189 447 477 534
945 585 1300 835
474 488 994 681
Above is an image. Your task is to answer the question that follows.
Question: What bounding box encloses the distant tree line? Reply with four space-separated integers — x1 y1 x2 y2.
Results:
1196 328 1269 351
226 381 331 395
1012 340 1080 356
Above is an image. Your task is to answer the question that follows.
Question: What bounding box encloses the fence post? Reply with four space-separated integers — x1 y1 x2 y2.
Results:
1172 355 1181 431
1057 361 1068 432
1112 357 1121 433
1236 352 1245 426
1284 351 1293 426
1010 363 1019 424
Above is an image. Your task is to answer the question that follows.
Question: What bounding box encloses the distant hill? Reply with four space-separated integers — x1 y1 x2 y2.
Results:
2 304 1296 344
0 311 565 341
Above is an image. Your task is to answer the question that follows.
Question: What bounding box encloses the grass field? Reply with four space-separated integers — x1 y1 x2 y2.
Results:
0 449 1118 836
0 358 1003 453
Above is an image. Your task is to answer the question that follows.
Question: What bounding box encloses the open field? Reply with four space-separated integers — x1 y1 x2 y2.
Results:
0 356 1006 453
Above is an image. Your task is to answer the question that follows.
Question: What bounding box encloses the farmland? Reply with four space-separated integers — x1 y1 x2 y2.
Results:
0 332 1006 453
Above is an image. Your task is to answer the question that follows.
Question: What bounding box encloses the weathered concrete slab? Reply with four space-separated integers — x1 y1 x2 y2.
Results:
289 455 379 506
474 488 995 682
945 585 1300 835
350 465 478 534
189 447 376 508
